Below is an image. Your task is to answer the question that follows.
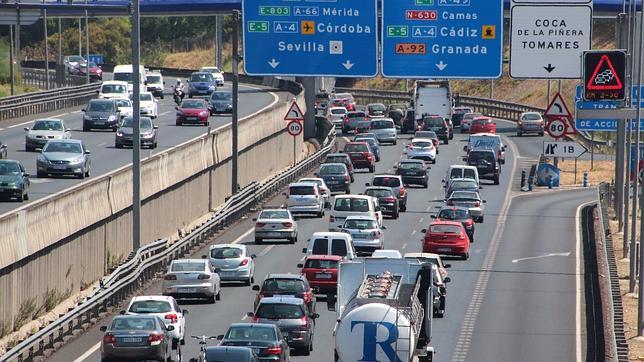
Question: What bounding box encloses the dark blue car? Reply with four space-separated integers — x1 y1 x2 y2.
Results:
188 72 217 98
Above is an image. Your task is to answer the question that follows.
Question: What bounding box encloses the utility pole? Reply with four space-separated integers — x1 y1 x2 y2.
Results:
231 10 239 194
637 8 644 337
617 13 627 230
216 15 223 70
131 0 141 250
58 17 62 87
85 5 89 84
9 25 14 95
43 7 49 90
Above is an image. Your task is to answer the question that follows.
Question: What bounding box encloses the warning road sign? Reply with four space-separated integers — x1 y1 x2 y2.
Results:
284 101 304 121
544 92 572 118
583 50 627 101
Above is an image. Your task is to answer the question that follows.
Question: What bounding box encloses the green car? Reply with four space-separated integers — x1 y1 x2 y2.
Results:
0 159 30 202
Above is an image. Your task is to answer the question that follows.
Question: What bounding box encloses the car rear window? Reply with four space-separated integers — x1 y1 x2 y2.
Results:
289 186 315 195
259 210 290 219
311 239 328 255
325 156 349 164
226 326 276 341
373 177 401 188
522 113 542 121
320 164 346 175
430 224 462 234
473 118 492 125
110 317 157 331
415 131 437 139
365 189 394 198
211 247 243 259
256 303 304 319
450 168 463 179
304 259 339 269
469 151 496 163
423 117 444 127
347 112 366 118
451 181 477 189
171 261 204 272
450 191 479 200
464 169 477 179
370 120 394 129
334 198 370 212
262 279 306 293
438 209 469 219
331 108 346 115
128 300 172 314
343 219 378 229
399 162 422 170
412 141 432 148
344 144 369 152
331 239 349 256
368 104 386 112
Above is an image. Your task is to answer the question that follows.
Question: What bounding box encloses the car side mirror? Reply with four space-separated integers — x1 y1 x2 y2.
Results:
444 263 452 268
100 326 107 332
430 215 436 219
382 225 387 230
217 334 224 340
252 285 260 291
483 200 487 203
24 127 29 131
252 218 257 221
462 146 468 152
153 125 158 129
297 263 303 268
119 310 126 315
444 277 451 283
246 312 254 318
421 229 427 233
24 173 30 177
201 255 208 259
174 106 179 110
182 309 189 315
95 90 99 94
302 248 307 253
462 157 467 162
311 313 320 319
84 150 91 154
365 183 370 187
166 325 175 331
313 173 318 177
479 186 483 189
214 268 221 273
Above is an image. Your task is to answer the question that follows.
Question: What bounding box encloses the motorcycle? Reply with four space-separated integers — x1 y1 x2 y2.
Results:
173 88 184 105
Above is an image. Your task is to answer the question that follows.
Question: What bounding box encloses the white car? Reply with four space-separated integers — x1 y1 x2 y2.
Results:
24 118 71 152
98 81 129 99
115 98 133 119
340 215 386 255
139 92 158 118
124 295 188 348
406 138 436 163
208 244 256 285
460 112 483 133
201 66 225 86
326 106 348 128
298 177 330 208
162 259 221 303
404 252 451 279
254 208 298 244
284 182 325 217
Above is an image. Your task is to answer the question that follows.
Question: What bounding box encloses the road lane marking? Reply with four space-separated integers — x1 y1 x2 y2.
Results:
72 341 100 362
7 120 34 129
258 245 275 257
232 228 254 245
402 242 408 249
411 230 417 236
511 252 571 263
419 217 424 223
300 255 306 261
159 111 171 116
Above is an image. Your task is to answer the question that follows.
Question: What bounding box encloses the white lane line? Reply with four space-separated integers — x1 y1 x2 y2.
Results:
258 245 275 257
300 255 306 261
576 201 595 362
411 230 417 236
159 111 171 116
425 205 431 212
402 242 408 249
72 110 82 114
7 120 34 129
241 314 249 321
98 142 107 147
52 112 69 118
73 342 100 362
419 217 424 223
342 136 350 143
232 228 254 245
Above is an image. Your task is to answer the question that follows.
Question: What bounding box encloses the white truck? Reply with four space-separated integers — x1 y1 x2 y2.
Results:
413 80 452 121
333 258 435 362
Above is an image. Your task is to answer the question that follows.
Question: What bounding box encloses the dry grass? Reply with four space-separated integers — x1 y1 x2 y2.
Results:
556 159 615 186
163 44 238 73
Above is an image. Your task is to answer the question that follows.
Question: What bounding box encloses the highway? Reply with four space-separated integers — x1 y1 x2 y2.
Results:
45 119 596 362
0 77 291 215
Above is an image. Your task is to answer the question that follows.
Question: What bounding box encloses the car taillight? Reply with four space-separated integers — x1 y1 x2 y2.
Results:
459 234 466 240
198 274 211 280
282 222 293 227
399 187 406 197
103 334 116 344
148 333 164 345
164 313 178 324
329 215 335 222
301 291 313 304
252 316 259 323
371 231 382 237
239 258 249 267
366 153 373 160
266 346 283 355
164 274 177 280
255 222 265 228
344 175 350 182
300 317 309 331
465 220 473 228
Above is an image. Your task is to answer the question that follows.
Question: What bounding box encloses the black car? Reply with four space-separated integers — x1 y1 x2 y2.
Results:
323 153 354 182
0 159 30 201
465 148 500 185
402 109 416 134
252 273 316 313
421 115 449 144
218 323 290 362
395 159 429 188
433 206 475 242
316 163 351 194
451 107 473 127
82 99 121 131
0 140 6 159
364 186 399 219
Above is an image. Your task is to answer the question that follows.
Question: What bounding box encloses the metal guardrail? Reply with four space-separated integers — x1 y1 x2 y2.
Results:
1 130 335 362
598 182 629 361
21 68 87 90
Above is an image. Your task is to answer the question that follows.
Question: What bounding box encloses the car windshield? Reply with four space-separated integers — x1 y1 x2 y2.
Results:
438 209 469 219
262 279 306 292
455 107 473 114
366 189 394 198
325 156 348 164
191 73 213 82
450 191 479 200
289 186 315 195
334 198 370 212
170 261 204 272
347 112 366 119
343 219 378 230
331 108 346 115
399 162 422 170
373 177 401 188
146 75 161 83
32 120 63 131
67 55 84 62
113 73 132 83
522 113 542 120
256 303 304 319
319 164 346 175
44 142 82 154
88 101 114 112
181 100 206 109
0 162 21 175
259 210 290 219
344 144 369 152
355 138 376 146
128 300 172 314
115 99 131 107
412 141 432 148
110 317 157 331
371 120 394 129
473 118 492 125
451 181 477 189
102 84 126 93
464 113 482 120
140 93 153 101
368 104 386 112
304 259 338 269
226 326 276 341
211 247 243 259
430 224 462 234
415 131 437 139
120 117 152 129
469 151 496 163
211 92 232 100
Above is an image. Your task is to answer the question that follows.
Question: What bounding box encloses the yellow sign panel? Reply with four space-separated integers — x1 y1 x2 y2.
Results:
301 21 315 35
482 25 495 39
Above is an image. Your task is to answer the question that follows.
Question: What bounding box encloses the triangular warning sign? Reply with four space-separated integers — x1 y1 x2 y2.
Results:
284 102 304 121
544 92 572 118
586 54 624 91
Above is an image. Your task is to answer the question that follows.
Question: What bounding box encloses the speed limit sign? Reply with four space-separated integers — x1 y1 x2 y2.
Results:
546 118 567 139
287 120 303 136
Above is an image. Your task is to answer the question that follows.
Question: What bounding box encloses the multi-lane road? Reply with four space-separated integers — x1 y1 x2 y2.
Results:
46 119 596 362
0 78 291 214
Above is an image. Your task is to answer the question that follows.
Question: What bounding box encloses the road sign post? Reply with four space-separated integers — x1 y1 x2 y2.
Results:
287 120 303 165
381 0 503 78
242 0 378 76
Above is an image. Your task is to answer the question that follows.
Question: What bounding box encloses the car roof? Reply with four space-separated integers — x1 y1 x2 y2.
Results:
345 215 378 221
266 273 306 280
438 205 470 212
411 138 433 142
449 165 477 170
258 296 305 305
320 162 347 168
430 220 464 226
171 258 206 263
404 252 441 259
130 295 174 303
259 208 289 213
365 186 394 191
229 322 276 329
34 118 63 122
305 254 342 261
373 174 402 179
326 153 350 158
289 182 318 188
311 231 352 238
371 250 402 258
399 159 424 164
210 243 244 249
334 194 373 200
49 139 82 144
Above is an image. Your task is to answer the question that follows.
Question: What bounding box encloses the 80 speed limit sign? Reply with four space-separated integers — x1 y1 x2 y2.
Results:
287 120 303 136
546 118 567 139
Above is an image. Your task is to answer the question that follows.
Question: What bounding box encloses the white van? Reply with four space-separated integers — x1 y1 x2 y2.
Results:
329 195 382 231
98 81 129 99
302 232 356 260
444 165 479 186
113 64 146 93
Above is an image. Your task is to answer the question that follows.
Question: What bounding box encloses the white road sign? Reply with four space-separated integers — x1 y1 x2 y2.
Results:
543 141 587 158
509 3 592 78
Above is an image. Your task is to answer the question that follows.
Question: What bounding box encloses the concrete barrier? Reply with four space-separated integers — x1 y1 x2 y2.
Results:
0 85 306 331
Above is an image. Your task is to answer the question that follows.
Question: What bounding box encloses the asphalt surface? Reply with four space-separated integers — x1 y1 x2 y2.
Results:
44 120 595 362
0 76 290 215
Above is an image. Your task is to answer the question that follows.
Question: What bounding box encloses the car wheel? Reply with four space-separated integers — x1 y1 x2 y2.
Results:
517 131 522 137
36 171 45 178
479 216 484 223
400 204 407 212
112 126 117 132
423 182 428 189
153 142 158 149
345 188 351 194
25 146 33 152
540 131 545 136
462 252 469 260
369 166 375 173
83 124 90 132
176 120 182 126
393 140 397 145
78 171 85 179
115 144 123 149
85 167 91 178
23 191 29 201
244 277 251 286
215 289 221 301
350 175 354 182
432 158 436 164
188 94 193 99
444 139 449 145
342 127 349 134
494 175 500 185
392 211 399 219
251 276 255 284
301 343 311 356
205 122 210 126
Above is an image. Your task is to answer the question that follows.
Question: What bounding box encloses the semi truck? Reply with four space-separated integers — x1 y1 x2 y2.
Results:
333 258 435 362
413 80 452 121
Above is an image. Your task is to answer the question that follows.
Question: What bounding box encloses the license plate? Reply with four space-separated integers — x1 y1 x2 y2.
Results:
178 288 196 293
122 337 142 343
316 273 332 279
94 121 104 125
187 117 198 121
52 165 67 170
198 90 207 94
353 233 368 239
267 232 281 237
437 248 452 252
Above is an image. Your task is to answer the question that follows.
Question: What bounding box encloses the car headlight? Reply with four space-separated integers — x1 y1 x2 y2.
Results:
208 85 215 90
142 132 154 138
199 111 208 117
108 115 116 122
6 182 19 188
116 131 123 137
72 156 84 164
83 115 92 121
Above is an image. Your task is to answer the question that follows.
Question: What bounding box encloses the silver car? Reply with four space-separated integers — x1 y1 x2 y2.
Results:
299 177 330 208
208 244 256 285
340 215 386 255
446 190 486 223
284 182 325 217
24 118 71 152
162 259 221 303
36 139 91 179
369 118 397 145
115 116 158 149
406 138 436 163
254 208 298 244
517 111 545 136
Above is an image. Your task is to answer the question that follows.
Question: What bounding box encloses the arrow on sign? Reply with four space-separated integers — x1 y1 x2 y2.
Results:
435 61 448 71
544 63 556 73
543 141 588 158
268 59 280 69
284 102 305 121
342 60 354 70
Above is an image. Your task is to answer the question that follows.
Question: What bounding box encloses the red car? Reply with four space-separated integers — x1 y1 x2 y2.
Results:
421 220 470 260
176 99 210 126
75 61 102 81
297 255 341 294
343 142 376 173
469 117 496 134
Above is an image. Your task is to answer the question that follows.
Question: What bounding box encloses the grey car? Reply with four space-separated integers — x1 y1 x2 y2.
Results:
162 258 222 303
24 118 71 152
204 346 259 362
369 118 397 145
316 163 351 194
323 153 354 182
249 296 317 354
208 244 256 285
36 139 91 179
0 160 30 201
517 111 545 136
115 116 158 149
218 323 290 362
209 90 233 114
100 315 174 362
82 98 121 131
446 190 486 222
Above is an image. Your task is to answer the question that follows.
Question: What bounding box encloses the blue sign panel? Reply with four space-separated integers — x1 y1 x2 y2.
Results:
381 0 503 78
241 0 378 77
574 85 644 131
